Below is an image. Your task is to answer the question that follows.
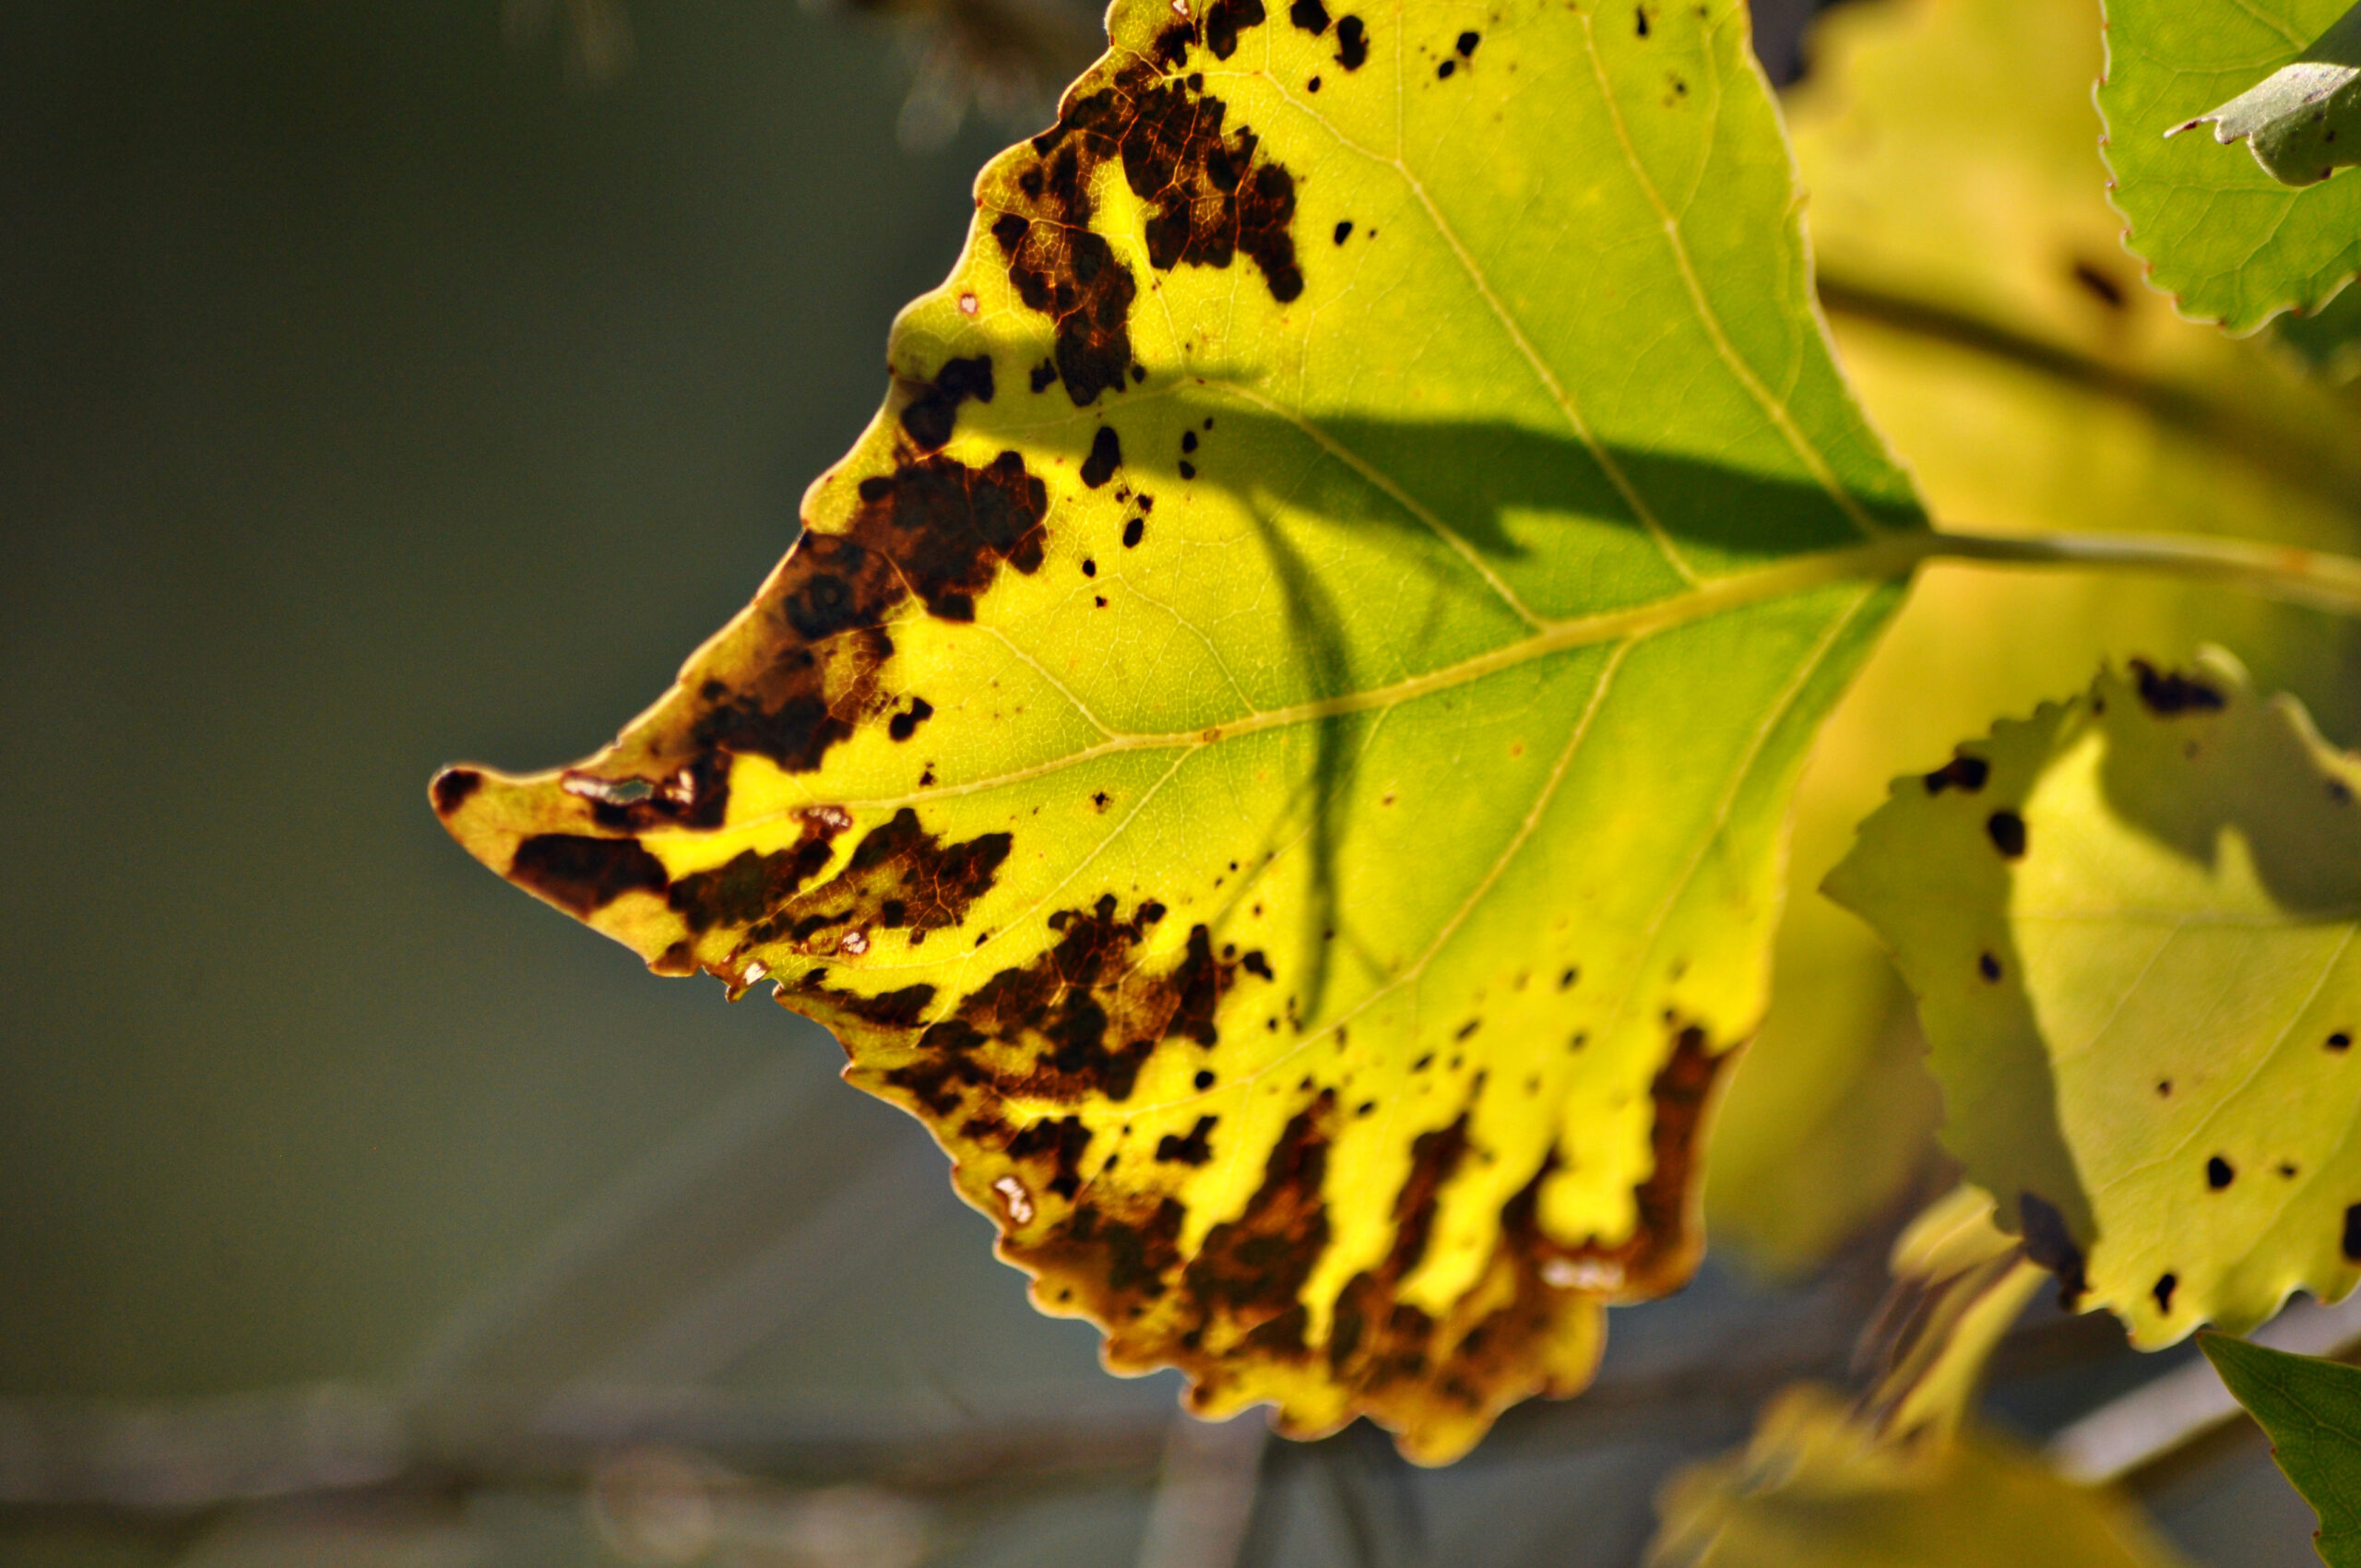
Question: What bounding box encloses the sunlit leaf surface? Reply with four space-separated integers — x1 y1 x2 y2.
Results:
433 0 1922 1459
1649 1385 2190 1568
2205 1333 2361 1566
1830 652 2361 1343
1708 0 2361 1278
2102 0 2361 331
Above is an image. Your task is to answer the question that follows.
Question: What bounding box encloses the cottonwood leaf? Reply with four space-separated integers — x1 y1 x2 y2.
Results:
2204 1332 2361 1566
2170 2 2361 188
1648 1385 2190 1568
1854 1186 2047 1443
1705 0 2361 1280
1828 651 2361 1345
433 0 1921 1461
2102 0 2361 331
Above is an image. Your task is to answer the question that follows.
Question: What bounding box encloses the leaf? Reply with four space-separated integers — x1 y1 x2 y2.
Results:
1702 0 2361 1279
432 0 1924 1461
2101 0 2361 331
1648 1385 2191 1568
2204 1331 2361 1566
2169 2 2361 188
1826 650 2361 1344
1854 1186 2047 1443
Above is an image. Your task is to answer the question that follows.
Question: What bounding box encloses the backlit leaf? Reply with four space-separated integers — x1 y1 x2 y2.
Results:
2101 0 2361 331
433 0 1922 1459
2169 2 2361 189
1828 651 2361 1344
1648 1385 2190 1568
1706 0 2361 1278
2204 1332 2361 1566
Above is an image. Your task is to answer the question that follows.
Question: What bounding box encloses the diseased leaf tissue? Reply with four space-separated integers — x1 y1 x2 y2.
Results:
436 0 1922 1458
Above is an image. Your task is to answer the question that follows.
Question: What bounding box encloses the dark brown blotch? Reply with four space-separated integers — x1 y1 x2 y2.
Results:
2207 1155 2235 1189
1203 0 1264 59
1289 0 1329 32
1987 810 2027 860
1081 424 1124 489
1334 14 1368 67
2130 659 2226 718
2018 1191 2088 1309
1923 754 1988 794
888 696 936 742
1010 1114 1095 1199
898 354 994 451
668 811 845 934
510 833 670 915
431 767 482 815
2153 1271 2177 1313
1157 1115 1218 1166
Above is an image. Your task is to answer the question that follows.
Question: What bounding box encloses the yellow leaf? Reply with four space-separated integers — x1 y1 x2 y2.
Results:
433 0 1926 1459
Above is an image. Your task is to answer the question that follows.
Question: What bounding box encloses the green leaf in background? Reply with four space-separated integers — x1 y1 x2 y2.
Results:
1828 651 2361 1343
2170 1 2361 188
2101 0 2361 331
2204 1332 2361 1566
433 0 1923 1460
1648 1385 2191 1568
1704 0 2361 1279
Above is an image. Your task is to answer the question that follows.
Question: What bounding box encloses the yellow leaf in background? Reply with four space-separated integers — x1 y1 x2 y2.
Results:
1707 0 2361 1277
1650 1385 2192 1568
1830 652 2361 1344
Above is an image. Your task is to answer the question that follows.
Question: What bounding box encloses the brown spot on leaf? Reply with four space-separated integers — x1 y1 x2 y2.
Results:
1987 810 2027 859
1334 14 1367 67
667 809 848 934
747 807 1010 952
888 696 936 742
2130 659 2226 717
1979 951 2002 982
2019 1191 2088 1309
431 767 482 815
1081 424 1124 489
2344 1204 2361 1262
898 354 994 450
2207 1155 2235 1189
1157 1114 1218 1166
1203 0 1264 59
1923 754 1988 794
2153 1272 2177 1313
1009 1114 1095 1199
1289 0 1328 31
510 833 670 915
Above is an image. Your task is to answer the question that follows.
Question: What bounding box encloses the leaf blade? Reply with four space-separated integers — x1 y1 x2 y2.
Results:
2203 1333 2361 1566
436 0 1920 1459
2102 0 2361 331
1827 652 2361 1342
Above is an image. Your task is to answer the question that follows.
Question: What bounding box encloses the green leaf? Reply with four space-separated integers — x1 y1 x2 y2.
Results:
432 0 1923 1462
2170 2 2361 188
2102 0 2361 331
2204 1332 2361 1566
1827 650 2361 1343
1702 0 2361 1280
1648 1385 2192 1568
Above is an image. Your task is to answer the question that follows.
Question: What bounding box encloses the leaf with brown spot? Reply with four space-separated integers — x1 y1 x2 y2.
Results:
433 0 1926 1460
1830 651 2361 1345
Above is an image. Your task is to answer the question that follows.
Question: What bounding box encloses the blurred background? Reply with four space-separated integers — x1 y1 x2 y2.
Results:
1 0 2348 1563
